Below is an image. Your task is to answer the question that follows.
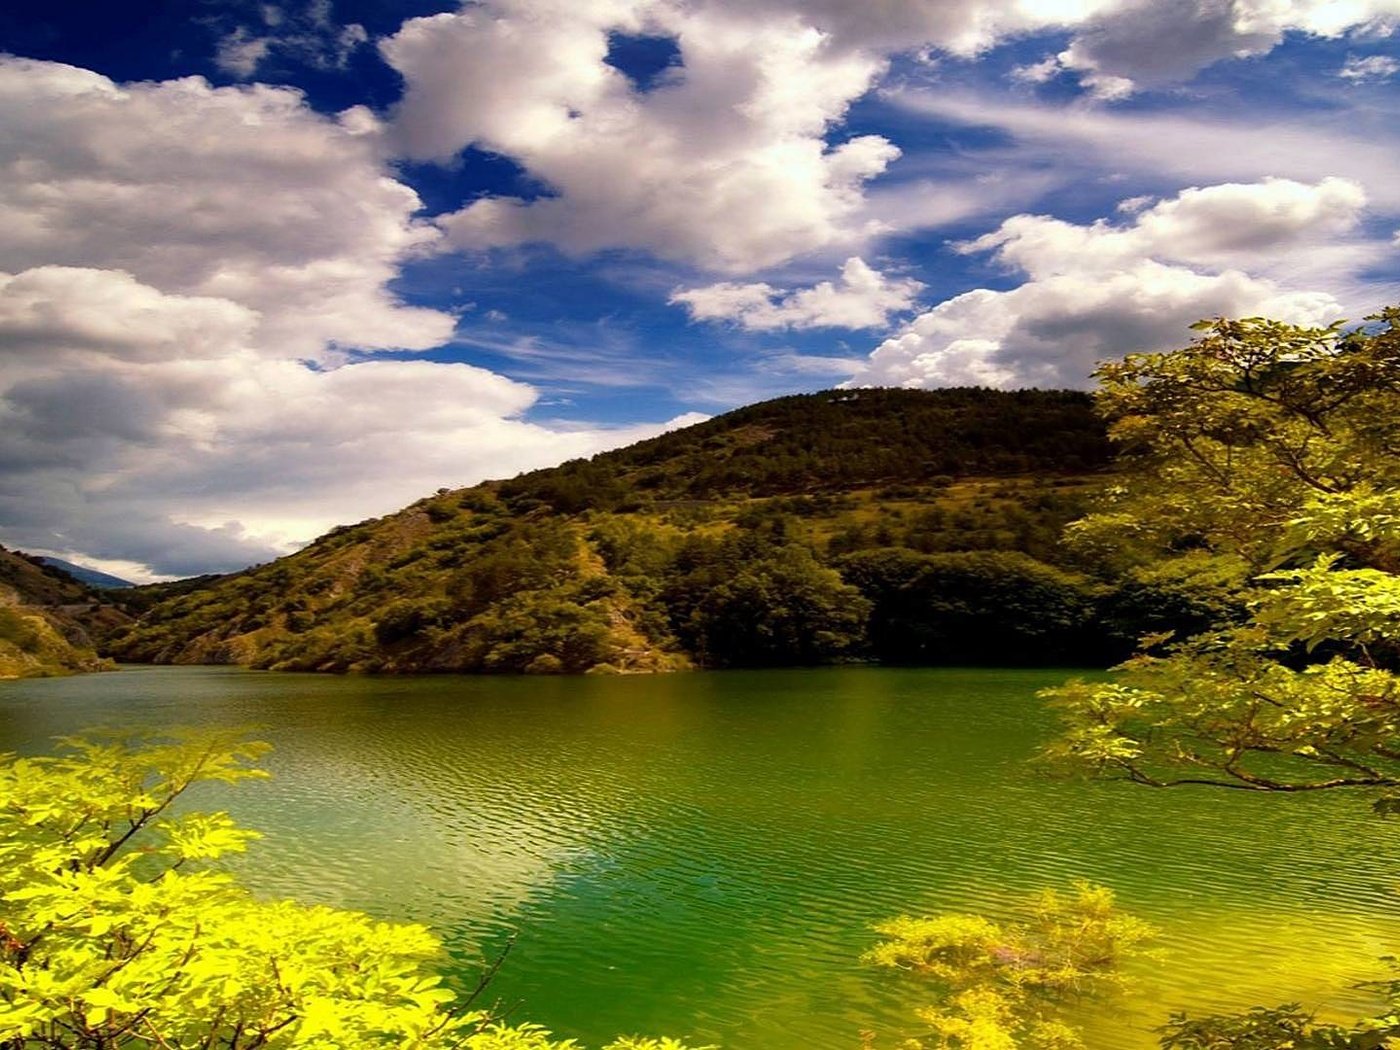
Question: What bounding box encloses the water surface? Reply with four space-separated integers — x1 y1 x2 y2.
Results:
3 665 1397 1048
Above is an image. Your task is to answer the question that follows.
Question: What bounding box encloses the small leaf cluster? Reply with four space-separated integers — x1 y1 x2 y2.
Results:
864 883 1154 1050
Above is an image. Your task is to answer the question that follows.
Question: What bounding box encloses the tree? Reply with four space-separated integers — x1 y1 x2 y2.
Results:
837 549 1099 665
1040 309 1400 1046
681 546 870 667
1043 309 1400 800
0 732 696 1050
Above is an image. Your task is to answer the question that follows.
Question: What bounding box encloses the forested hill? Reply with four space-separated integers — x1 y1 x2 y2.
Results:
108 387 1222 675
0 546 127 677
498 387 1110 510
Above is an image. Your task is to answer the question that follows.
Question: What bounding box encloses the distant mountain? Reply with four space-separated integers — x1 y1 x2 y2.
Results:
110 387 1139 674
0 546 128 678
38 557 134 590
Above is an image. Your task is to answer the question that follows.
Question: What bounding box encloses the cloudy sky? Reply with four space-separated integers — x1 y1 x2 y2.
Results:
1 0 1398 580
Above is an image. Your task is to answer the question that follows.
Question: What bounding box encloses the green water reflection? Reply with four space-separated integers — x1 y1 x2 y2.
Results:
2 665 1397 1048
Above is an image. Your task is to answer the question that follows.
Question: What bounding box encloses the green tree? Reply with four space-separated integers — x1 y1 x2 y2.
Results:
1041 309 1400 1046
682 546 870 667
0 732 697 1050
837 549 1099 665
1044 310 1400 798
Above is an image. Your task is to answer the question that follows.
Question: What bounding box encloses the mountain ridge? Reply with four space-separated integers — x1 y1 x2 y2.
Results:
38 557 134 590
107 387 1157 674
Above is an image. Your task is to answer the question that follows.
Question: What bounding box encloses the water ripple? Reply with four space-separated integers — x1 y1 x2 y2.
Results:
3 665 1398 1048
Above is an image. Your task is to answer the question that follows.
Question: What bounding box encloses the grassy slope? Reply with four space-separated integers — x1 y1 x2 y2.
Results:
108 388 1113 673
0 547 126 678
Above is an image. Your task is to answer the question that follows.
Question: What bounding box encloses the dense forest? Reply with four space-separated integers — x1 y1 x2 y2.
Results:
106 387 1239 674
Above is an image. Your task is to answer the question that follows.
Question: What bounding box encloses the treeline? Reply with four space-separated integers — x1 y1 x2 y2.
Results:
109 494 1243 674
106 386 1239 674
497 387 1112 513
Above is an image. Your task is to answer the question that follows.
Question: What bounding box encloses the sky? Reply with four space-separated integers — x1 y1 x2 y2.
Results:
1 0 1398 582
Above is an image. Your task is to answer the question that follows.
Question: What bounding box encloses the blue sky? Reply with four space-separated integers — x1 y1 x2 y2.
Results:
1 0 1398 579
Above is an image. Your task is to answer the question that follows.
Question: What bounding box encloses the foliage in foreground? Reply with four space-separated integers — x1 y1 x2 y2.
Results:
865 884 1153 1049
1045 309 1400 800
0 734 700 1050
1042 308 1400 1046
1158 1002 1399 1050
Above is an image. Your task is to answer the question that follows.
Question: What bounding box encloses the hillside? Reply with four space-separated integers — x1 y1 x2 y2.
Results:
0 546 126 677
108 387 1199 674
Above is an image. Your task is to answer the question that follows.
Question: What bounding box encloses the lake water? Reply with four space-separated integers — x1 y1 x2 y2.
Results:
3 665 1398 1048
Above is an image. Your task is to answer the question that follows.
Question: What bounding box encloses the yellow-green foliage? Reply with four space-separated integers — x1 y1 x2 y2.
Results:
0 735 702 1050
0 602 108 680
1043 309 1400 801
1041 308 1400 1044
865 884 1154 1050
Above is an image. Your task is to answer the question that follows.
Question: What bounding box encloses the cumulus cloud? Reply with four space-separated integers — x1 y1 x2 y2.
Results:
0 267 701 578
0 59 690 579
0 57 451 357
383 0 901 273
1053 0 1400 98
373 0 1400 276
965 177 1368 275
670 257 923 330
849 179 1367 390
740 0 1400 74
732 0 1400 102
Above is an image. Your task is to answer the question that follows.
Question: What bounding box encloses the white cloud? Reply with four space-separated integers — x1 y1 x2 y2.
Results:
0 267 701 577
0 267 258 366
214 1 369 79
383 0 901 273
1054 0 1400 97
1339 53 1400 81
215 29 273 77
0 59 690 578
737 0 1400 74
852 264 1341 389
849 179 1367 390
889 87 1400 210
964 177 1368 276
1010 57 1063 85
671 257 923 330
0 57 452 357
376 0 1400 277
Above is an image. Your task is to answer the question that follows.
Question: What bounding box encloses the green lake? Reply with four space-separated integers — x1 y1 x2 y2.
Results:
3 664 1398 1048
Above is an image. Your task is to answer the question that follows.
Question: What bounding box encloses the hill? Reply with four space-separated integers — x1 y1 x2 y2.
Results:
0 546 128 677
38 557 134 589
107 387 1202 674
